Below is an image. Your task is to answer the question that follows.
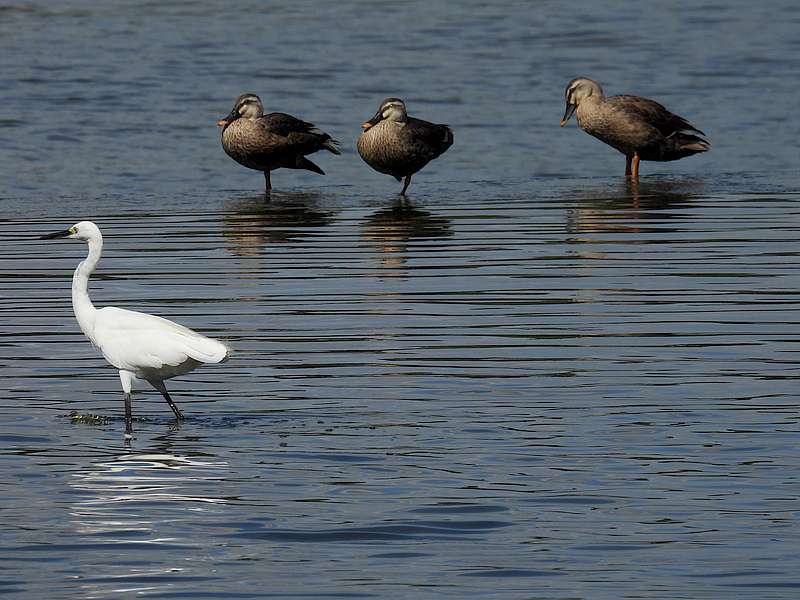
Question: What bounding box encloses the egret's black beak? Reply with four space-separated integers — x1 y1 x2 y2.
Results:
39 229 72 240
560 103 577 127
361 110 383 131
217 110 238 127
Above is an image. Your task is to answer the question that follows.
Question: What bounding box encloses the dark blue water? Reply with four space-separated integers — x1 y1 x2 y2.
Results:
2 2 800 599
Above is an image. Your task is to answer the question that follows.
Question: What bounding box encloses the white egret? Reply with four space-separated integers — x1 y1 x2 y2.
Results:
40 221 230 434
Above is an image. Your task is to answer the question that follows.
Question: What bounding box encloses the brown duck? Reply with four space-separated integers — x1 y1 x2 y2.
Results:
218 93 341 191
560 78 709 178
357 98 453 196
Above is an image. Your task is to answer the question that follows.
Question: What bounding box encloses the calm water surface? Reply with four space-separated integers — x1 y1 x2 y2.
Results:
2 1 800 599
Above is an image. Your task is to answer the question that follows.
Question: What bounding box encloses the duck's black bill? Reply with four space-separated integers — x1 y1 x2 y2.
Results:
217 110 237 127
560 103 577 126
361 111 382 130
39 229 72 240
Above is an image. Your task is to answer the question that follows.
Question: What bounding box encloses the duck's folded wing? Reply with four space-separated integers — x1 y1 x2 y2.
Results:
404 118 454 159
260 112 318 137
609 95 705 137
258 112 339 155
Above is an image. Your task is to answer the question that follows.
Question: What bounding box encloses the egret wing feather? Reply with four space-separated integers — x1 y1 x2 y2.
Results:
92 307 229 375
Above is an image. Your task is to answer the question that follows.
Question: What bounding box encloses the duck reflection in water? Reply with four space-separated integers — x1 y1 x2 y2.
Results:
362 199 452 271
564 177 704 236
222 191 335 257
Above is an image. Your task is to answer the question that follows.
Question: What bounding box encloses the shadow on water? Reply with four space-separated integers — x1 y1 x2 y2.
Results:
563 177 705 235
221 191 336 256
361 199 453 270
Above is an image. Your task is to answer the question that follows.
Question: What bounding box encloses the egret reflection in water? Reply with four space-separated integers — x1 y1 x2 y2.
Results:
69 444 230 539
65 446 230 596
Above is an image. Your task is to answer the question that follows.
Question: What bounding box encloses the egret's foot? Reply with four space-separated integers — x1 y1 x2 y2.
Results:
149 380 184 421
166 401 184 421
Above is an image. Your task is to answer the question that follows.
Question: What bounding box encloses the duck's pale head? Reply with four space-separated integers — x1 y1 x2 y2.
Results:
361 97 408 130
560 78 603 126
217 93 264 127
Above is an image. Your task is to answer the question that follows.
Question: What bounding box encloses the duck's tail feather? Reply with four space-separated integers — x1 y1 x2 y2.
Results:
298 156 325 175
682 137 711 154
664 132 710 160
323 137 342 155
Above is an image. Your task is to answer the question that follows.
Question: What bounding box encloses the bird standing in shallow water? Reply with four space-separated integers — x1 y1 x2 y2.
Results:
560 78 709 178
218 93 341 192
40 221 230 435
357 98 453 196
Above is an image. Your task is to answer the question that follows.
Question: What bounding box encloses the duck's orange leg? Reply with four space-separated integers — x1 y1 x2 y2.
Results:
632 154 641 179
625 156 632 177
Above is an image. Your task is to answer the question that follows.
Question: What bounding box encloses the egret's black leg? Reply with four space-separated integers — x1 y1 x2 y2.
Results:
119 370 135 435
124 392 133 434
150 380 184 420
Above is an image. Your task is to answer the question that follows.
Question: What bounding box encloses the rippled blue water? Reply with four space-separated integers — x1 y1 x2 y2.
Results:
2 1 800 599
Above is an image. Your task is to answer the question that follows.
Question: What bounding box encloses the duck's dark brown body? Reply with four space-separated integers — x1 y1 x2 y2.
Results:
561 78 709 177
218 94 340 191
357 98 453 195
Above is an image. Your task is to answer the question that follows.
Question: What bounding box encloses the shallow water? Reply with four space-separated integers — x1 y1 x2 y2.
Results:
2 2 800 599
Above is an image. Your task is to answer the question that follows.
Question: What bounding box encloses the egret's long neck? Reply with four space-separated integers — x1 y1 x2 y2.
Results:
72 236 102 338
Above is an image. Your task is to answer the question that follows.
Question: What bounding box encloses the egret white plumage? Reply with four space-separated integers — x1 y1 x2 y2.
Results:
40 221 230 435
